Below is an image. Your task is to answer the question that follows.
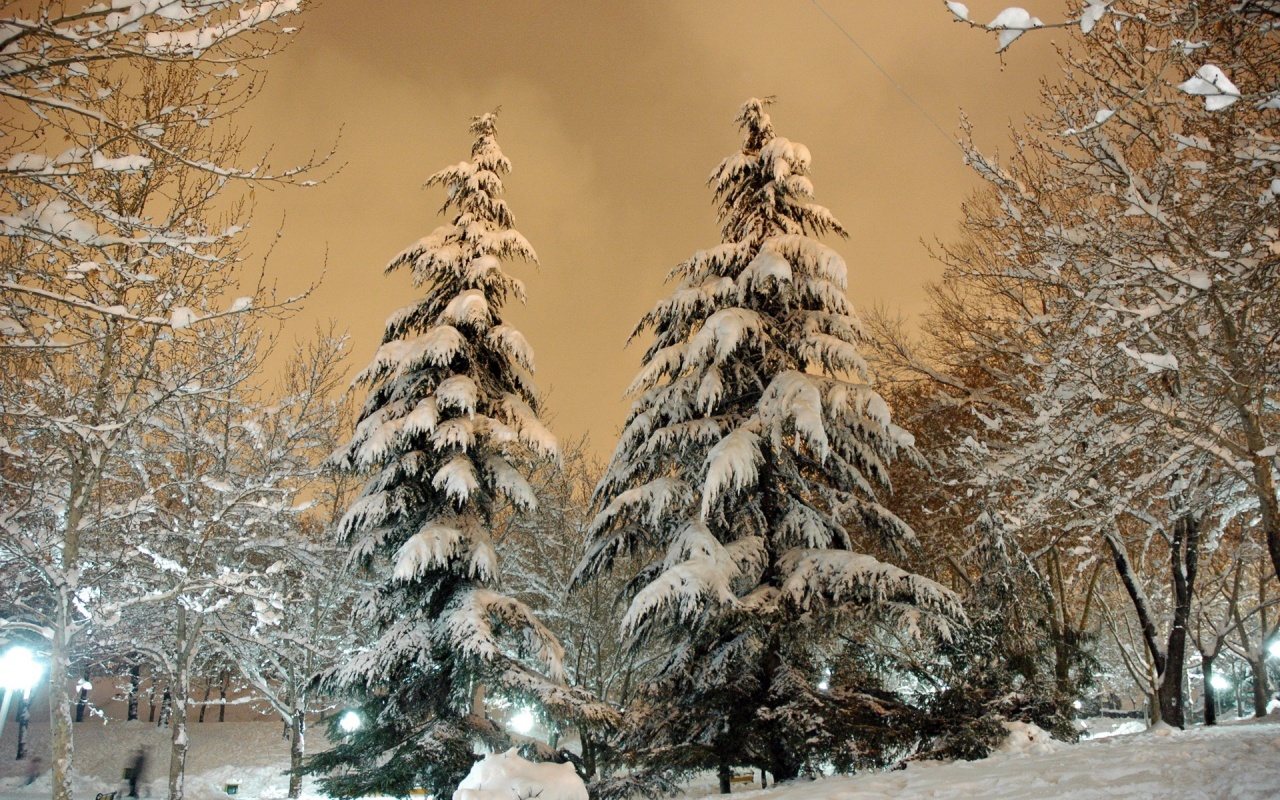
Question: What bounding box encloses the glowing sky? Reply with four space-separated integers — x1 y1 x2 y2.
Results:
243 0 1058 456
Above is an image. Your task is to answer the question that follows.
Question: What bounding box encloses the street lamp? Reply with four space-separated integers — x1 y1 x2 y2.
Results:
509 708 535 735
1208 672 1231 722
0 646 45 759
339 711 362 735
1269 640 1280 660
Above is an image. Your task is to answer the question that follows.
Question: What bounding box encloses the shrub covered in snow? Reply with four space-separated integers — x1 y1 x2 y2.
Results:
453 749 587 800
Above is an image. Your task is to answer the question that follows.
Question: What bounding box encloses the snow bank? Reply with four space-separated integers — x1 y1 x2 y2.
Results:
994 720 1065 756
677 719 1280 800
453 749 586 800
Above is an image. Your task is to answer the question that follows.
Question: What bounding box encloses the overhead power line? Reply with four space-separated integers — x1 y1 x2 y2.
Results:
807 0 965 153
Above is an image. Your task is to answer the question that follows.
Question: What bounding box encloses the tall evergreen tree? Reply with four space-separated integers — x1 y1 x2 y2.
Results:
312 113 611 799
578 99 961 787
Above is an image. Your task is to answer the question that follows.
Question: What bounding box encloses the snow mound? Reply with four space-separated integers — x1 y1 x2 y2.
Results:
1147 720 1180 737
453 749 586 800
995 720 1065 755
1086 720 1147 739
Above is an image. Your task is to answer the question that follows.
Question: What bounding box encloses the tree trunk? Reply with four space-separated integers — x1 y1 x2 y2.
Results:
218 672 228 723
580 732 597 782
1046 551 1073 711
1202 654 1218 726
167 606 196 800
767 740 799 783
717 761 731 794
1157 513 1200 729
1251 455 1280 586
1103 527 1165 678
159 687 172 727
16 691 31 760
288 704 305 798
198 678 212 724
127 663 141 721
1249 657 1269 718
49 590 76 800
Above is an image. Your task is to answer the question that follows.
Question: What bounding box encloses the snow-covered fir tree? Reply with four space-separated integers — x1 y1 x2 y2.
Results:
578 99 962 787
312 112 612 799
922 509 1092 760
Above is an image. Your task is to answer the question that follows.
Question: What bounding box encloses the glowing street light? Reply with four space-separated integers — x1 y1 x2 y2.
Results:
510 708 535 735
1269 640 1280 660
1209 673 1231 691
339 711 362 735
0 647 43 696
0 646 45 760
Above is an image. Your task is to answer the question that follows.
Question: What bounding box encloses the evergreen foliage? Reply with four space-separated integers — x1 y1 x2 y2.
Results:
311 113 611 799
920 511 1094 760
578 98 962 786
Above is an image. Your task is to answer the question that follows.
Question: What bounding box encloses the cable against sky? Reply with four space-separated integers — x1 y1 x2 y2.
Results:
807 0 965 152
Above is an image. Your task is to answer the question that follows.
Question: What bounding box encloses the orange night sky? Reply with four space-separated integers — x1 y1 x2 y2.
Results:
242 0 1060 456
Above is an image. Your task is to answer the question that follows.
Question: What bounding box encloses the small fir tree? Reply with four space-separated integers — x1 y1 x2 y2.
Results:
578 99 962 787
922 510 1093 760
311 113 611 799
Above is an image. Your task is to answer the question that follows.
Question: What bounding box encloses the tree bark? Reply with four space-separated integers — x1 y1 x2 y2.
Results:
167 605 200 800
1103 526 1165 677
1157 513 1200 728
1250 453 1280 587
717 761 731 794
1202 654 1218 726
15 691 31 760
219 671 228 722
580 732 597 782
127 663 141 721
287 703 305 798
198 678 212 724
49 589 76 800
1248 657 1269 718
159 687 172 727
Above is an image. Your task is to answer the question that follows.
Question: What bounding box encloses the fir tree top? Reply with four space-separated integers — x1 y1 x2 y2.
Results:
579 97 961 640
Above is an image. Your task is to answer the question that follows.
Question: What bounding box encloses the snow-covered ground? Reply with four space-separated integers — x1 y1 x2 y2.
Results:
0 720 330 800
686 719 1280 800
3 716 1279 800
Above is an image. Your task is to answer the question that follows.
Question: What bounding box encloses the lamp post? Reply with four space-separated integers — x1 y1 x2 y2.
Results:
1209 672 1231 722
0 646 45 760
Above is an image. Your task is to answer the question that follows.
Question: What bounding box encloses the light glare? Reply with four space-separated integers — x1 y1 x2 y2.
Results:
339 710 361 733
510 708 535 734
0 647 44 693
